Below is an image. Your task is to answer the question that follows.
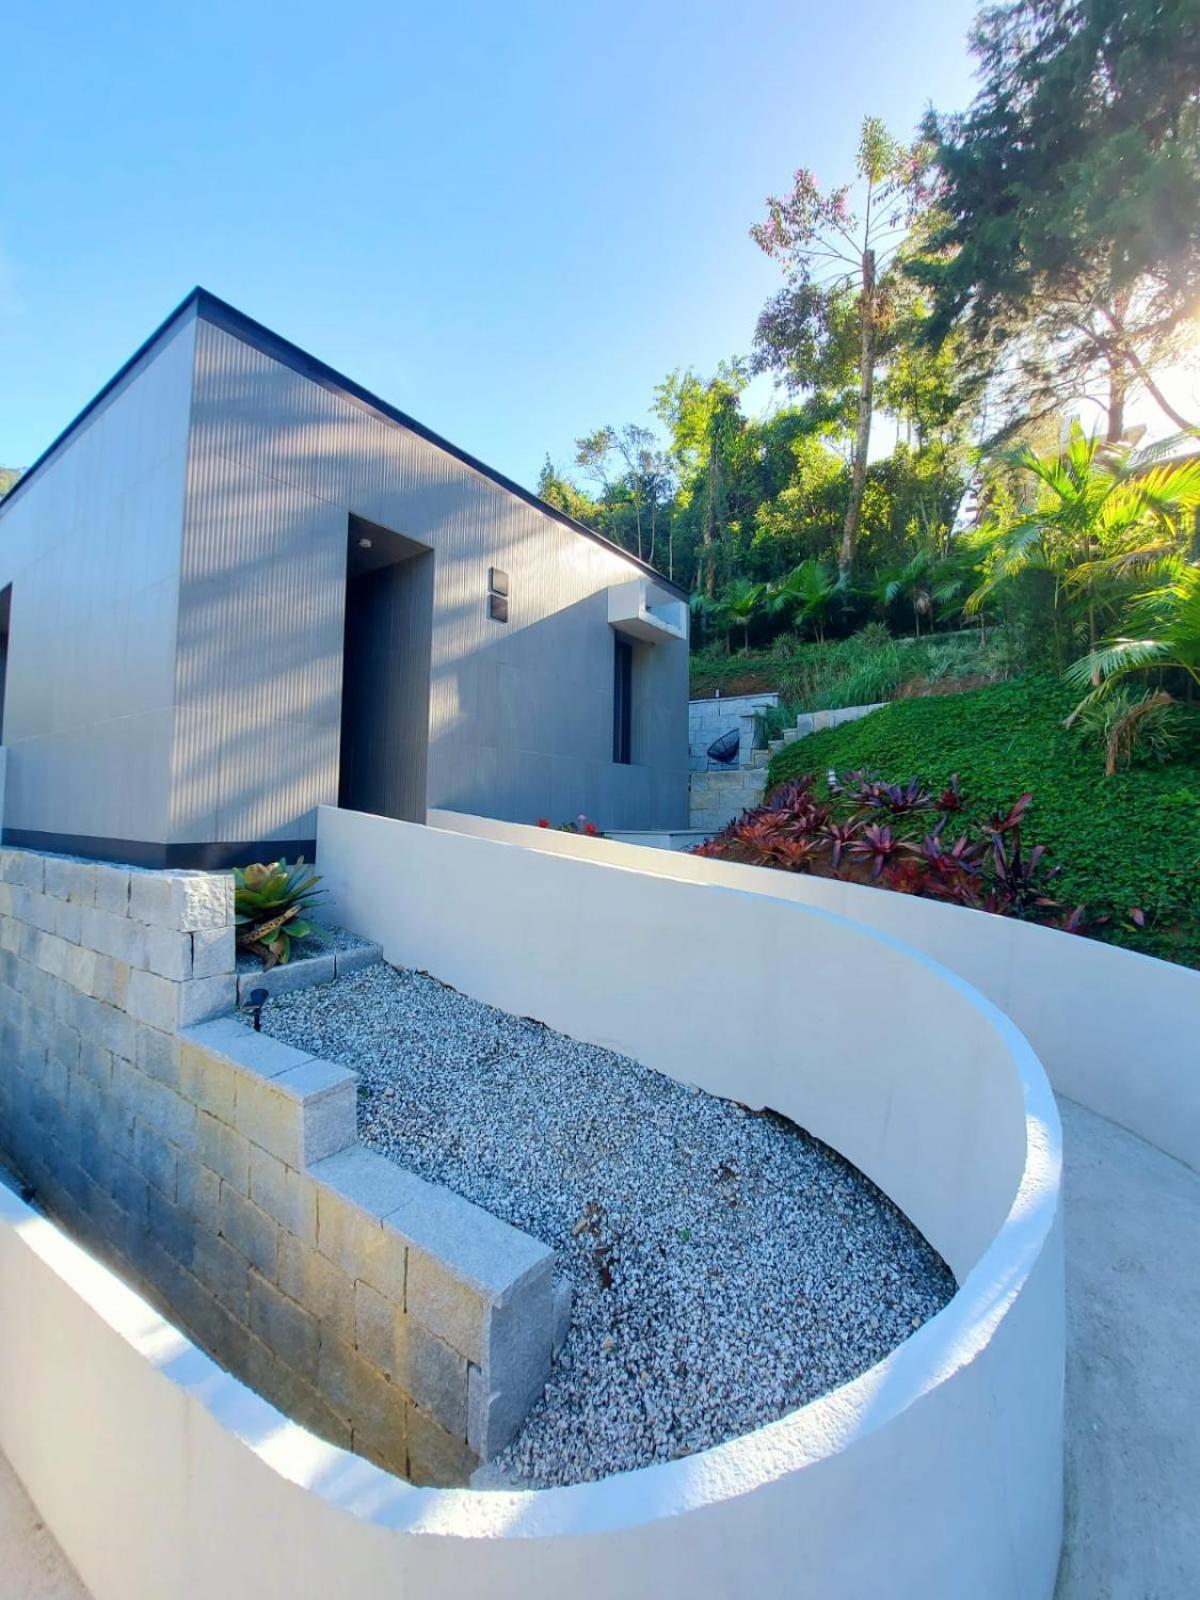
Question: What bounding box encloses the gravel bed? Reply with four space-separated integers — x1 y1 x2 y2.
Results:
235 922 375 974
260 963 955 1487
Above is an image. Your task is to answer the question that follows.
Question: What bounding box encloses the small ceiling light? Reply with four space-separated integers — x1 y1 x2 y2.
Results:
358 537 373 550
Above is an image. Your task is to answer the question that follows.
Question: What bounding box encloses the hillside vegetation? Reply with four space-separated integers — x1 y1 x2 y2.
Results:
689 627 1008 704
765 676 1200 968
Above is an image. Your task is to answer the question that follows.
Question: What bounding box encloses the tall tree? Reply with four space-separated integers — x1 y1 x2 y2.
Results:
751 117 924 582
654 363 748 596
536 456 599 525
573 424 675 563
920 0 1200 443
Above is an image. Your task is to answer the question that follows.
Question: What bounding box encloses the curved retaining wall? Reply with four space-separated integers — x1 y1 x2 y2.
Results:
430 807 1200 1174
0 810 1064 1599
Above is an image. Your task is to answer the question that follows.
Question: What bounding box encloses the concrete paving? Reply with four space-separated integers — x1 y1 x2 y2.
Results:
1 1094 1195 1598
1056 1097 1200 1599
0 1451 90 1599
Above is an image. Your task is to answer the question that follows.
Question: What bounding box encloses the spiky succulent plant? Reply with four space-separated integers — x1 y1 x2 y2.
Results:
233 858 324 968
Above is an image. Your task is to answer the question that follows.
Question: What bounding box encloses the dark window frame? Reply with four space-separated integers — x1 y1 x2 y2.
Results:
613 635 633 764
0 584 11 746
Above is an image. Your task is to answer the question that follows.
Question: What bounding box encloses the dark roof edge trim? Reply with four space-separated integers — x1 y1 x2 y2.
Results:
0 291 202 520
3 287 690 599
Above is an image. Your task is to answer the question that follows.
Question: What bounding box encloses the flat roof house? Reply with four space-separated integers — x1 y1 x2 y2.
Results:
0 291 689 866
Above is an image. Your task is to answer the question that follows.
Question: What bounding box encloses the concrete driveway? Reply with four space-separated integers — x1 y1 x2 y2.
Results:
1056 1098 1200 1599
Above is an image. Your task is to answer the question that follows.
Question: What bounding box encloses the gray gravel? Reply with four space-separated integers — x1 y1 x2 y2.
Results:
260 963 955 1487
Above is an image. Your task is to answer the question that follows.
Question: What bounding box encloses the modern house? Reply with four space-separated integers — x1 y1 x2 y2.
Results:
0 291 689 867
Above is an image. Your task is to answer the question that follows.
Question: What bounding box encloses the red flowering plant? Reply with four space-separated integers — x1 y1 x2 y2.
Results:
536 814 601 837
692 769 1092 932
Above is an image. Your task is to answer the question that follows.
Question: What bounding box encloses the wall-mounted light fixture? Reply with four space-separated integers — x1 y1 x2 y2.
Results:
488 567 509 623
358 536 373 550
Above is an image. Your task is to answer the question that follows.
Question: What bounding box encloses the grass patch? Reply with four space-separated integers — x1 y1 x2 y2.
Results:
765 675 1200 968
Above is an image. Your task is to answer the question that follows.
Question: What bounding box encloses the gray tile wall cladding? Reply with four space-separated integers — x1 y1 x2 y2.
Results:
0 847 558 1486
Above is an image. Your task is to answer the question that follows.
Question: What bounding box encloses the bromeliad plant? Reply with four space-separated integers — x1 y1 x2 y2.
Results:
693 768 1085 930
234 859 325 969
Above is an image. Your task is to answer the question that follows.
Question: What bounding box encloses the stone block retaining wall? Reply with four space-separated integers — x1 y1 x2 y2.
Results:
689 697 890 835
0 847 558 1485
688 692 778 771
688 768 768 833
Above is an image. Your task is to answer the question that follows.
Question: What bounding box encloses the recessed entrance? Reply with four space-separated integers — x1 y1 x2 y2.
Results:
337 516 433 822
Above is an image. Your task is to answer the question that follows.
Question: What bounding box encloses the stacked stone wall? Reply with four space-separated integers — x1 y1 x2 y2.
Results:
0 848 558 1484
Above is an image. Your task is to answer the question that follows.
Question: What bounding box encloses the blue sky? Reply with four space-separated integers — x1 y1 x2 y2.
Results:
2 1 984 488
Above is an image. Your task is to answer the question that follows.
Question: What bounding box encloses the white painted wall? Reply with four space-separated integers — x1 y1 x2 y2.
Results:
322 806 1062 1596
0 809 1064 1600
428 808 1200 1174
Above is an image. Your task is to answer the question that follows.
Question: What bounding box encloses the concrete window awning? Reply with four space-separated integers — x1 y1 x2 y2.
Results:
608 578 688 644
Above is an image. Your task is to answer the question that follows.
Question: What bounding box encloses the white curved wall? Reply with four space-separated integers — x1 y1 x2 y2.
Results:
430 808 1200 1173
0 810 1064 1600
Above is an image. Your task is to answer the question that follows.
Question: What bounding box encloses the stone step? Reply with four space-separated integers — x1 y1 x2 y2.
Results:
235 939 383 1006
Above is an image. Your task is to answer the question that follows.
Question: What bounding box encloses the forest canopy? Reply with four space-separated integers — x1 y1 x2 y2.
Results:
537 0 1199 670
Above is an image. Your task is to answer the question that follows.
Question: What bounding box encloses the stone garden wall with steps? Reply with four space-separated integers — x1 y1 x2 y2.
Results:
765 700 888 758
0 847 561 1487
687 692 779 773
690 698 889 834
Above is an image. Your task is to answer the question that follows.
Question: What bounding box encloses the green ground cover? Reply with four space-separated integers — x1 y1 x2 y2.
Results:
764 675 1200 968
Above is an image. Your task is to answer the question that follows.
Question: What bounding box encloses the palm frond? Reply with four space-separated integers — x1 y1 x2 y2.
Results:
1064 637 1174 688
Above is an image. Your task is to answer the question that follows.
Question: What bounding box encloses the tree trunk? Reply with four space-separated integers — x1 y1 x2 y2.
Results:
1106 357 1127 445
704 442 719 599
1101 297 1197 435
840 248 876 583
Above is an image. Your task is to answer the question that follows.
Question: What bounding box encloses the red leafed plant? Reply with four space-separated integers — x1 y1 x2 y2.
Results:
691 769 1092 933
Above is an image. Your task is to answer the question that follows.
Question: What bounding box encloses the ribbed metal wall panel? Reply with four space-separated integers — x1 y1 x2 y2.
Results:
174 320 688 844
0 318 196 842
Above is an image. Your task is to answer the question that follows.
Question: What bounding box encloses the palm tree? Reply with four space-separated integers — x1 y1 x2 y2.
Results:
720 578 765 652
1065 560 1200 772
767 560 841 643
1067 560 1200 696
966 423 1200 668
873 549 965 638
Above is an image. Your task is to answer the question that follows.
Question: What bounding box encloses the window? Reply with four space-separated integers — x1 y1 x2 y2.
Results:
488 567 509 623
613 636 633 764
0 585 11 745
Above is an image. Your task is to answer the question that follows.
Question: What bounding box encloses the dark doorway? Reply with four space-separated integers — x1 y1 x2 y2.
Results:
338 518 434 821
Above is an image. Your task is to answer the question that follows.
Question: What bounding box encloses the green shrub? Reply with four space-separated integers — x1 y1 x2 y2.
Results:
765 676 1200 968
1070 686 1189 771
